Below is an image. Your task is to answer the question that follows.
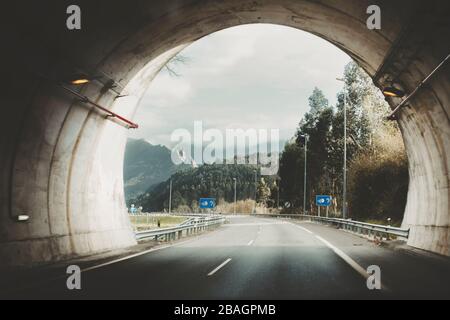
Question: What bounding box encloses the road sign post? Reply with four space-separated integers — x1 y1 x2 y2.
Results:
199 198 216 210
316 195 332 217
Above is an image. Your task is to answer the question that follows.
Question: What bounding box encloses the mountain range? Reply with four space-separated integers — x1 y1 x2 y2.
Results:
123 138 283 201
123 139 185 200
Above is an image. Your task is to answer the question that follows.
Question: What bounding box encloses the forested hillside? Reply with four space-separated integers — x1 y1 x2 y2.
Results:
130 164 278 212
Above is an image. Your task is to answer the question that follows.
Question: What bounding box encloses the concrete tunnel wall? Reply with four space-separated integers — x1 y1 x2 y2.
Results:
0 0 449 266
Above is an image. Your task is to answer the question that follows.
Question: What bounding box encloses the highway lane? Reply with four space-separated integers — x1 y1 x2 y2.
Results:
15 216 450 300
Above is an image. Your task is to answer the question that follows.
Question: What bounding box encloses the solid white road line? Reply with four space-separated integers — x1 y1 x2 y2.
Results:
247 240 255 246
82 224 231 274
18 238 196 292
314 235 367 278
289 222 389 291
290 221 367 277
208 258 232 277
290 223 314 235
314 234 389 291
82 240 193 273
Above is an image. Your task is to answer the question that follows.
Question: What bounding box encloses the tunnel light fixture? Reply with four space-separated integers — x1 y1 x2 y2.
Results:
66 73 97 85
70 78 90 85
387 53 450 120
68 73 92 85
17 215 30 222
382 86 405 98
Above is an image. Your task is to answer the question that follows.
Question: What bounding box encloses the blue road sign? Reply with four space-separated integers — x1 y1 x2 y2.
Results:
316 195 332 207
199 198 216 209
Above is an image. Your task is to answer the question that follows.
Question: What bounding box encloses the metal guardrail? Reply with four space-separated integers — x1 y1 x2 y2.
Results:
252 213 410 239
135 215 226 241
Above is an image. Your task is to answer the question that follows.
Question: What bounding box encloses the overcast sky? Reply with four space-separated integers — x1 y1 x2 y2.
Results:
129 24 351 148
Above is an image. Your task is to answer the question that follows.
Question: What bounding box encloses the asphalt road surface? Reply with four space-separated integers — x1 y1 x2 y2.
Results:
10 216 450 300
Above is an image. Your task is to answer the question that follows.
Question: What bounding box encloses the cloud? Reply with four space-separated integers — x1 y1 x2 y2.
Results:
139 73 193 109
129 24 351 147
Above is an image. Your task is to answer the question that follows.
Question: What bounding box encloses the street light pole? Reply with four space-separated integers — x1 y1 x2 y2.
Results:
302 134 309 215
254 170 258 213
337 78 348 220
233 178 237 215
169 178 173 214
277 177 280 209
343 89 348 220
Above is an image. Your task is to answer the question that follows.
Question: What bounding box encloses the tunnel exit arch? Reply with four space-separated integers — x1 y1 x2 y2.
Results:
1 0 449 266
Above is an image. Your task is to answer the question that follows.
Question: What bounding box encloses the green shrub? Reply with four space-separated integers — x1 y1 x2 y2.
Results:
348 132 408 222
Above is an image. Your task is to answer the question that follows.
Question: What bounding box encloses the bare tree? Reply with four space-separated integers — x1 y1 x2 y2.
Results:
164 54 190 77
